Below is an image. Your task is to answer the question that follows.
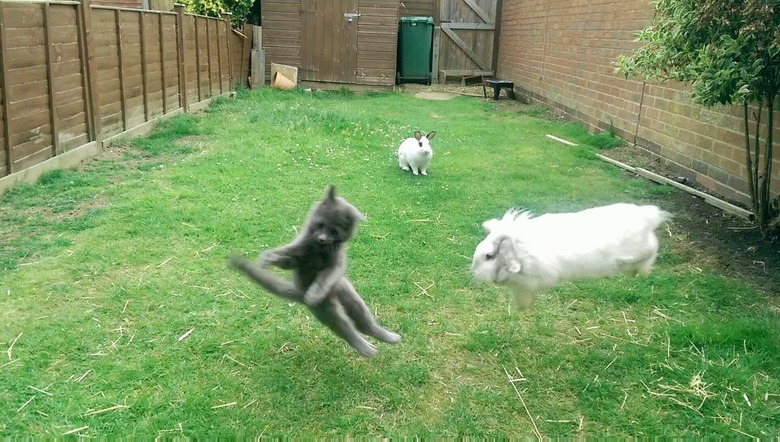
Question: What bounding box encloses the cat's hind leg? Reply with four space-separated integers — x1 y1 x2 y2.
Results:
339 281 401 344
312 299 378 357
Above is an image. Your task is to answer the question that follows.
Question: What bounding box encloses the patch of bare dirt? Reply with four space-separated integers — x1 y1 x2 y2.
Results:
413 91 459 100
11 194 110 225
173 135 211 149
601 145 779 295
94 143 151 171
399 82 489 98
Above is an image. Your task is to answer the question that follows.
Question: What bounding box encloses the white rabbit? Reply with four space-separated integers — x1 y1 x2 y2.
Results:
397 130 436 176
471 203 671 309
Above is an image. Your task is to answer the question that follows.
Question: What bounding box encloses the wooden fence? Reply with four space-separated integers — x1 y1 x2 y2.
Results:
0 0 252 192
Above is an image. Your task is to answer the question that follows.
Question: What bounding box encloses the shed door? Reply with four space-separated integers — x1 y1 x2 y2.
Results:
301 0 358 83
438 0 496 76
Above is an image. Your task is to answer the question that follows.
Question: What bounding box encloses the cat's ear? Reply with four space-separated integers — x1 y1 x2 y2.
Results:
324 184 336 201
347 203 367 222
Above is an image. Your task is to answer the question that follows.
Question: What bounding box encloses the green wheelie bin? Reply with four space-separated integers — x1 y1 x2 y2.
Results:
397 16 435 84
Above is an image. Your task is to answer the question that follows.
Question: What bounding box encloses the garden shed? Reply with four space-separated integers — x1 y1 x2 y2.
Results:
261 0 499 88
262 0 402 88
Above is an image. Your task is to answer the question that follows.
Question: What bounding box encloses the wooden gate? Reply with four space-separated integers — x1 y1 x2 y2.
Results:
301 0 358 83
437 0 496 82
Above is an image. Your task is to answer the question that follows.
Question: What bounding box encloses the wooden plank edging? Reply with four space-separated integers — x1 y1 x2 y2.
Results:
595 153 753 219
102 108 184 148
0 141 99 194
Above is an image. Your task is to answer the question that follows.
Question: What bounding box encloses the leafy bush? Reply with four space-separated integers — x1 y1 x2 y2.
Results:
180 0 254 26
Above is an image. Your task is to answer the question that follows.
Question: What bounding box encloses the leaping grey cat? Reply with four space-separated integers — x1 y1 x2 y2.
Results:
230 185 401 357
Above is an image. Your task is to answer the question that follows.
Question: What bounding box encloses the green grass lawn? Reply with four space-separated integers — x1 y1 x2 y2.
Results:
1 88 778 437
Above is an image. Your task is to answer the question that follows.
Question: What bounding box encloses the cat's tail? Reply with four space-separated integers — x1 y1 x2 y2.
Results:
229 254 304 303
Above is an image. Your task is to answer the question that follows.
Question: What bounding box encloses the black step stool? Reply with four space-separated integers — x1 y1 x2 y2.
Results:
482 78 515 100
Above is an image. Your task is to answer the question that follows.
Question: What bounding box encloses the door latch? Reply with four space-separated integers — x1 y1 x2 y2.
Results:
344 12 362 22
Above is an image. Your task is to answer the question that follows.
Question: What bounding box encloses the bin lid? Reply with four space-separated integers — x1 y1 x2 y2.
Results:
399 16 434 24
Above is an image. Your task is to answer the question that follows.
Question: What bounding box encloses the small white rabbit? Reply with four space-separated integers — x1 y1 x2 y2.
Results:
398 130 436 176
471 203 671 309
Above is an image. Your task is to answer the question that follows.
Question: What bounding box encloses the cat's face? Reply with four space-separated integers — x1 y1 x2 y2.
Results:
306 185 366 246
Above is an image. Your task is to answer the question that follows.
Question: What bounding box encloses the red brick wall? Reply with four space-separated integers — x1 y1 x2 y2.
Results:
497 0 780 206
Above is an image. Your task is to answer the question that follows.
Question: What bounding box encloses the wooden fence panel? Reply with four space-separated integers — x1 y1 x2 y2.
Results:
4 3 53 173
49 3 90 153
438 0 497 79
207 18 219 96
119 10 145 130
231 24 251 88
219 14 231 93
0 1 246 187
161 13 178 112
0 28 6 177
92 7 123 137
197 16 209 102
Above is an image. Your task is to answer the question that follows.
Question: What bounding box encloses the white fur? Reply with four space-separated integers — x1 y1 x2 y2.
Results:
397 130 435 176
471 203 671 309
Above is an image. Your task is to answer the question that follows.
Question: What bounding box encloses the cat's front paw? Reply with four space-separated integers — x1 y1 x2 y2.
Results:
258 251 278 267
303 285 327 306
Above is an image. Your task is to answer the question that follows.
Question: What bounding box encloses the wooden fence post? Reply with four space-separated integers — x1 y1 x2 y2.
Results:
79 0 102 145
116 9 128 131
159 14 167 113
250 26 265 88
240 23 252 88
0 3 13 174
194 16 202 102
222 12 232 92
205 18 212 98
42 3 61 156
215 17 223 95
139 11 149 121
174 3 188 112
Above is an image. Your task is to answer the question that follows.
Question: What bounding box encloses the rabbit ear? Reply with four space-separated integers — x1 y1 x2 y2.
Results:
414 131 422 141
324 184 336 201
482 219 500 233
426 131 436 140
497 236 522 274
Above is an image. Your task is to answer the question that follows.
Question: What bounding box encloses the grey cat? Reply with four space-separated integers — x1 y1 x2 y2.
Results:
230 185 401 357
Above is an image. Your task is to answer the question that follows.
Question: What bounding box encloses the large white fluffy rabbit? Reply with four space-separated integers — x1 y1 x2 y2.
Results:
397 130 436 176
471 203 671 309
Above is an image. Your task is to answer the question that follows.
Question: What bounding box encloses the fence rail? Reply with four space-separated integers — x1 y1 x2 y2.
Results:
0 0 251 192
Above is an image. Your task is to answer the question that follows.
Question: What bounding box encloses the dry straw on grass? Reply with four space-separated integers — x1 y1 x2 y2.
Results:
6 331 22 360
63 425 89 435
177 328 194 342
84 404 129 416
503 365 542 439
